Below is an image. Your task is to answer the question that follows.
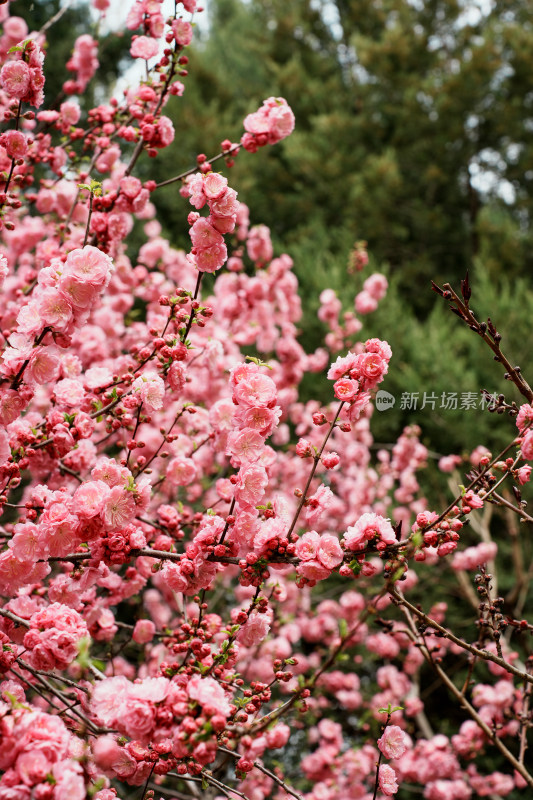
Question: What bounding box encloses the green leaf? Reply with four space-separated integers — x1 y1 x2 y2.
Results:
245 356 272 369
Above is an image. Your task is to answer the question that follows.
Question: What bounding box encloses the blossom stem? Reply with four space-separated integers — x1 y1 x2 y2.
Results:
286 401 344 538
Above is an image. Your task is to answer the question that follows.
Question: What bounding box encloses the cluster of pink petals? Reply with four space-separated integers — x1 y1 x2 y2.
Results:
343 512 397 552
355 272 389 315
296 530 343 584
23 602 88 670
451 541 497 571
241 97 295 152
0 699 88 800
0 39 45 107
327 338 392 423
65 34 99 94
186 171 240 272
377 724 410 759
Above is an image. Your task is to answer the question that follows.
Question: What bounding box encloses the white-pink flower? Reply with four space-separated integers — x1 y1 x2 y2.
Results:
237 612 271 647
344 512 396 551
188 675 231 716
63 245 113 287
130 35 159 60
166 456 197 486
102 485 136 530
379 763 399 795
132 372 165 411
317 534 343 569
377 725 409 759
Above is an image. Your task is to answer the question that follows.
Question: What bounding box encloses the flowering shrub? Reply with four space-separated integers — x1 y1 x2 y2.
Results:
0 3 531 800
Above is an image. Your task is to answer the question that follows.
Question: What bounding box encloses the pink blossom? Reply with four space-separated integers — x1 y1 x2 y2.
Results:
234 372 277 407
1 130 27 159
226 428 265 465
130 35 159 60
355 289 378 314
60 99 81 125
295 531 320 561
235 464 268 506
73 480 110 518
172 19 194 46
194 242 228 273
267 100 296 142
66 34 98 92
0 388 25 424
3 17 28 43
247 225 273 264
201 172 228 200
237 612 271 646
265 723 291 749
63 245 113 287
297 559 331 582
23 603 88 670
37 288 73 329
317 534 343 569
333 377 359 401
452 542 497 571
517 465 531 484
359 351 387 383
210 187 238 218
424 779 472 800
190 217 224 249
188 674 231 716
166 456 197 486
364 273 388 300
58 273 98 308
54 378 85 406
102 485 136 530
132 372 165 410
379 763 399 795
344 513 396 550
378 725 409 759
327 351 360 380
0 254 8 289
438 454 462 472
0 427 10 465
155 115 175 147
516 403 533 432
132 619 156 644
0 60 30 98
305 483 333 525
521 431 533 460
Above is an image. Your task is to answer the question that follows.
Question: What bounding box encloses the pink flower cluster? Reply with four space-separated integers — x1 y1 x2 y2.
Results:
355 272 388 315
241 97 295 152
11 244 113 344
451 541 497 571
328 337 392 422
186 171 240 272
343 511 397 552
0 699 89 800
90 672 231 780
0 39 45 107
65 35 99 94
295 530 343 584
23 602 88 670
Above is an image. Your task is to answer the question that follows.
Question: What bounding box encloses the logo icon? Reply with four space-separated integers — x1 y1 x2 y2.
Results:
375 390 395 411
